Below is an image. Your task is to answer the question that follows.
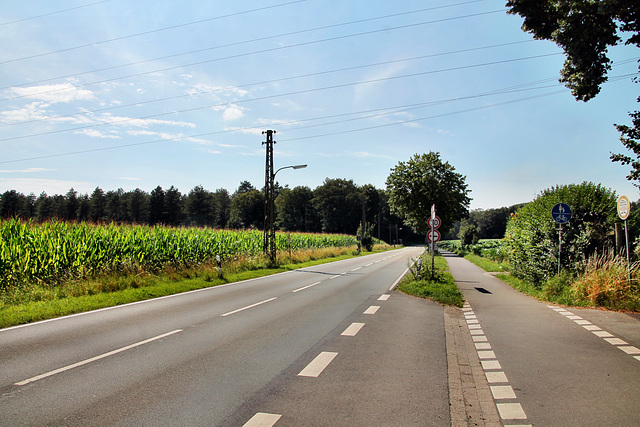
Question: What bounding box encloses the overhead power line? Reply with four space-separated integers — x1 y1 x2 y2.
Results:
0 0 310 65
2 0 489 89
0 8 507 102
0 52 564 142
0 88 568 165
1 0 112 25
1 40 536 128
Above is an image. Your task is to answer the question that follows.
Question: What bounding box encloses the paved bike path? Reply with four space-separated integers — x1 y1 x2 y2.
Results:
444 251 640 426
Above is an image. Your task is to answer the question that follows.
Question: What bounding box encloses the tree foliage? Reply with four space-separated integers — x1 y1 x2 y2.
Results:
504 182 617 286
506 0 640 185
386 152 471 234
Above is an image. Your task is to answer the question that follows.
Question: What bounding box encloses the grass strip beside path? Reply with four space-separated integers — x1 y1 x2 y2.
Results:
397 252 464 307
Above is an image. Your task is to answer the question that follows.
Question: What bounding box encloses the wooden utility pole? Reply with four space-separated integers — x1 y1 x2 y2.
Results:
263 130 276 263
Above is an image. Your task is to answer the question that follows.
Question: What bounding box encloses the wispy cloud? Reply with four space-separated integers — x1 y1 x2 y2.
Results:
0 167 54 173
9 82 95 104
351 151 393 159
74 129 121 139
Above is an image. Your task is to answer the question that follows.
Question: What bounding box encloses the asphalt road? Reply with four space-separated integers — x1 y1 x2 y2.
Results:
1 247 439 426
444 251 640 426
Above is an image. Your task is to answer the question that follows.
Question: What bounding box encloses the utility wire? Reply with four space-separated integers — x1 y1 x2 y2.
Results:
1 40 536 128
0 52 563 142
1 0 112 25
0 89 567 165
0 9 507 102
0 0 309 64
2 0 489 89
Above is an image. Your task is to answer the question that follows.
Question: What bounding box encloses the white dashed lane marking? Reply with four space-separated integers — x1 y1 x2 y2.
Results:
364 305 380 315
341 322 365 336
548 305 640 361
298 351 338 378
463 301 531 425
243 412 282 427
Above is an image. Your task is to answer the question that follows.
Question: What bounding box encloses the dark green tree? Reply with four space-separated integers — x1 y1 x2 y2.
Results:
186 185 213 227
65 188 79 221
229 189 265 229
506 0 640 184
211 188 231 228
275 185 319 232
148 186 165 225
312 178 362 234
89 187 106 222
163 186 183 226
386 152 471 234
0 190 23 218
35 192 54 221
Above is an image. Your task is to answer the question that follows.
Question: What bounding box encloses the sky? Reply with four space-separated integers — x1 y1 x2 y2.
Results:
1 0 639 210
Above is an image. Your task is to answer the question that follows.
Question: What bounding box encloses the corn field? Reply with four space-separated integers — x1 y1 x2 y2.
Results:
0 219 358 290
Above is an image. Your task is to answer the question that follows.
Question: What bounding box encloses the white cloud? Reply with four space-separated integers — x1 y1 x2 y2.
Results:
222 105 245 121
0 102 49 123
10 83 95 104
0 178 90 195
74 129 121 139
0 167 53 173
126 130 212 145
99 114 196 128
118 177 141 181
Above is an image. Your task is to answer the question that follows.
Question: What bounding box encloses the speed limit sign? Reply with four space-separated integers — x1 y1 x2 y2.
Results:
429 216 441 229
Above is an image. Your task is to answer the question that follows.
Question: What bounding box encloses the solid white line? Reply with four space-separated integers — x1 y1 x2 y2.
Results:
364 305 380 314
243 412 282 427
15 329 182 386
220 297 277 317
298 352 338 377
389 266 412 291
292 281 322 293
341 322 365 336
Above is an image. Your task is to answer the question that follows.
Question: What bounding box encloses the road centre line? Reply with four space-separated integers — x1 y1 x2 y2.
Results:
220 297 277 317
292 281 322 293
15 329 183 386
298 351 338 377
243 412 282 427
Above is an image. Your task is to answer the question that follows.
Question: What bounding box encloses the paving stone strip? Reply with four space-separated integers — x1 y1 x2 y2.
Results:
445 305 502 426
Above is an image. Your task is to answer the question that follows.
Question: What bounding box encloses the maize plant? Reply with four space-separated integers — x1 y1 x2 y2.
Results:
0 219 358 290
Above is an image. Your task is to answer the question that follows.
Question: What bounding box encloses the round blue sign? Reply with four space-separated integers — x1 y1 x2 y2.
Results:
552 203 572 224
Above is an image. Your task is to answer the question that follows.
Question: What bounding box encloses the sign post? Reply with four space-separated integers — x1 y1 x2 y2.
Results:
617 195 631 282
428 205 441 278
551 203 572 275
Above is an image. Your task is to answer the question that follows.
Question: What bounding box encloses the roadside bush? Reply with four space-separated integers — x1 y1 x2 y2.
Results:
504 182 617 287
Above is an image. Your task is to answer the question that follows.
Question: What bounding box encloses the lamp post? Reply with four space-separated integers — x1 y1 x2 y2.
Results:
263 158 307 264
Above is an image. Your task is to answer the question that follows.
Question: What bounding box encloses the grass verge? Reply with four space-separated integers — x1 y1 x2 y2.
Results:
0 245 391 329
397 252 464 307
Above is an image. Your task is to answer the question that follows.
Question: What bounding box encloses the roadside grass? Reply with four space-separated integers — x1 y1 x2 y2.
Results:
463 253 509 273
397 252 464 307
457 250 640 312
0 245 391 329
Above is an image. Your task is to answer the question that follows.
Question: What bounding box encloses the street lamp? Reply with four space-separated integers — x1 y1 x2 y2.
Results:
264 161 307 264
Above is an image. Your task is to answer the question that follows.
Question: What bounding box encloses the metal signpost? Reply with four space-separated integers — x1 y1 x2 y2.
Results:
427 205 441 278
617 195 631 282
551 203 572 275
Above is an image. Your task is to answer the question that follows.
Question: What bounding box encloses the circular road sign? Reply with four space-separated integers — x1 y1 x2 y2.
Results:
429 216 441 229
618 195 630 220
551 203 572 224
427 230 441 243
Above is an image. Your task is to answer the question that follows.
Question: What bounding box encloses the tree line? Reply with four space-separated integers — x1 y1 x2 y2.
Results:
0 178 419 243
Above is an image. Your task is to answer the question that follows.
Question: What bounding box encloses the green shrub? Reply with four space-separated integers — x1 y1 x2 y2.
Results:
504 182 617 287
